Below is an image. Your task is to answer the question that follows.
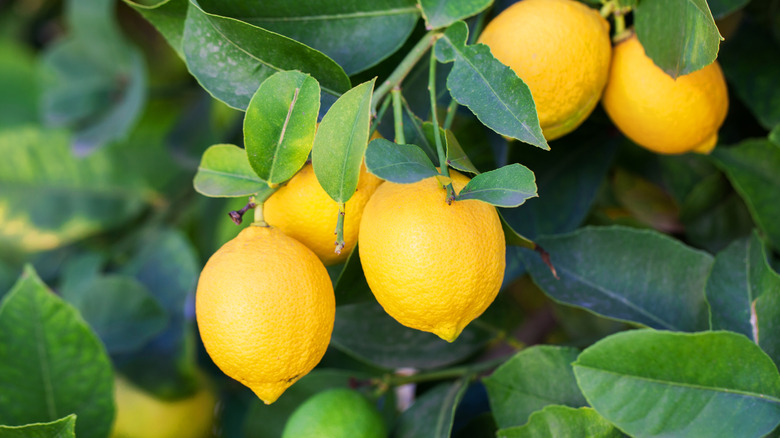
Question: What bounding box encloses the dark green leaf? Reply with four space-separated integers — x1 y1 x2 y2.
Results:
770 124 780 146
612 168 682 233
333 243 374 306
244 71 320 184
456 164 537 207
434 21 548 150
0 39 40 129
708 0 749 18
122 0 188 58
0 266 114 438
634 0 722 78
419 0 492 29
394 380 468 438
182 1 350 110
574 330 780 438
712 139 780 249
523 226 713 331
499 212 536 250
199 0 419 75
756 277 780 370
0 414 76 438
497 406 623 438
444 128 480 174
483 346 587 429
312 79 375 203
365 138 438 183
194 144 271 197
403 112 439 165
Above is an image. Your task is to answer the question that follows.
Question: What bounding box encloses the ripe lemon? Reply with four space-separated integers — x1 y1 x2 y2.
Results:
264 162 382 265
602 33 729 154
281 388 387 438
196 225 335 404
111 373 216 438
478 0 612 140
358 170 506 342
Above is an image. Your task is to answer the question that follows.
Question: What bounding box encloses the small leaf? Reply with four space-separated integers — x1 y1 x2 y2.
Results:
365 138 438 183
193 144 270 197
422 123 479 174
634 0 722 78
312 79 376 203
456 164 537 207
419 0 492 29
394 380 468 438
0 414 77 438
483 346 587 429
497 406 623 438
573 330 780 438
434 21 548 149
244 71 320 184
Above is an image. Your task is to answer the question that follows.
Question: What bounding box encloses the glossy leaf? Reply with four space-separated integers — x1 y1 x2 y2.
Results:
634 0 722 78
497 406 623 438
573 330 780 438
193 144 270 197
244 71 320 184
0 267 114 438
365 138 438 183
122 0 188 58
483 346 587 429
312 79 375 203
456 164 537 207
394 380 468 438
712 139 780 250
182 1 350 110
199 0 419 75
523 226 713 332
0 414 76 438
434 21 548 150
419 0 492 29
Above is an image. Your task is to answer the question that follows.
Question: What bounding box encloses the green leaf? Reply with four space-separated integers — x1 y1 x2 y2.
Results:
198 0 419 75
634 0 722 78
394 380 468 438
434 21 548 150
419 0 492 30
711 139 780 250
497 406 623 438
0 127 147 254
499 213 536 250
755 277 780 371
523 226 713 331
365 138 438 183
194 144 271 197
483 346 587 429
0 266 114 438
0 414 76 438
333 243 374 306
707 0 749 18
573 330 780 438
770 124 780 146
0 39 40 129
312 79 375 203
182 0 350 110
422 123 479 174
244 71 320 184
122 0 188 58
456 164 537 207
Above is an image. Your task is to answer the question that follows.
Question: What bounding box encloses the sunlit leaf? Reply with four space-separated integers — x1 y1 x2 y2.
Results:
0 414 76 438
365 138 438 183
419 0 492 29
193 144 270 197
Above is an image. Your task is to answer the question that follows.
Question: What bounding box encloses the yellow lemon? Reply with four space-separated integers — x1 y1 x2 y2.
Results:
602 33 729 154
478 0 612 140
358 170 505 342
196 225 335 404
264 162 382 265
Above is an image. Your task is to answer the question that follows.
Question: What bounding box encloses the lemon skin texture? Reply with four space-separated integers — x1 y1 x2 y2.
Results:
478 0 612 140
358 170 506 342
195 225 335 404
264 162 382 266
281 388 387 438
602 34 729 155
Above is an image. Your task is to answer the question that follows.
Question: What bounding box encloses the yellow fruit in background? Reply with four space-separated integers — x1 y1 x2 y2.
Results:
602 33 729 154
264 162 382 266
358 170 506 342
196 225 335 404
111 374 216 438
478 0 612 140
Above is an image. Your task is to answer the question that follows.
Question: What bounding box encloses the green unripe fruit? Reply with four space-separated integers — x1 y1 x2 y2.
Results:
282 388 387 438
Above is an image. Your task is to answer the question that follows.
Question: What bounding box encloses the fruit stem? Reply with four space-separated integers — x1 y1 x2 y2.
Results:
250 188 276 227
253 202 266 226
599 1 615 18
612 7 630 43
428 50 456 200
392 87 406 144
333 202 346 255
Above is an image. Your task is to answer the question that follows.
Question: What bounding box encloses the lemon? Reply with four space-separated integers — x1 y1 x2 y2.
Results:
264 161 382 266
281 388 387 438
111 373 216 438
358 170 506 342
478 0 612 140
602 33 729 154
195 225 335 404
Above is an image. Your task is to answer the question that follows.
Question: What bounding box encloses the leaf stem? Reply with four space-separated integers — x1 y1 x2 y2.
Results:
428 51 455 201
381 356 510 387
392 87 406 144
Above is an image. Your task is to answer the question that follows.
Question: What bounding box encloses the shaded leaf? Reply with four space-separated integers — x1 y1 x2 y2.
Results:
0 414 76 438
708 0 749 18
122 0 188 58
422 123 480 174
419 0 492 29
755 278 780 370
193 144 270 197
770 124 780 146
612 168 682 233
333 243 374 306
394 380 468 438
365 138 438 183
497 406 623 438
456 164 537 207
0 39 40 129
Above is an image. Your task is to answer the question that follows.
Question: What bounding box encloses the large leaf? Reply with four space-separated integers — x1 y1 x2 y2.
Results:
483 346 587 429
434 21 548 150
634 0 722 78
122 0 188 58
393 380 469 438
0 415 76 438
0 127 147 254
455 164 537 207
573 330 780 438
711 139 780 250
0 267 114 438
182 1 350 110
193 144 270 197
198 0 419 75
365 138 438 183
523 226 713 332
419 0 492 29
497 406 623 438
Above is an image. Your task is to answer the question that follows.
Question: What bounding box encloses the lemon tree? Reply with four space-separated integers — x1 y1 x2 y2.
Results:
2 0 780 437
